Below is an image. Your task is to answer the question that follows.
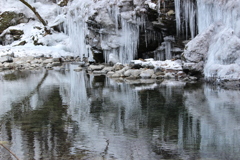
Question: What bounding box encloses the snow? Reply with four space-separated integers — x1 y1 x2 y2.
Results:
0 0 74 58
132 58 183 71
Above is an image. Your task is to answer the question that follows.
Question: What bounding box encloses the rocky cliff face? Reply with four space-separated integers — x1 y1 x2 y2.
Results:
63 0 183 63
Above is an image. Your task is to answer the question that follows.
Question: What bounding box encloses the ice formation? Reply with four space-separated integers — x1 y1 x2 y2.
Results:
198 0 240 80
181 0 240 81
174 0 197 39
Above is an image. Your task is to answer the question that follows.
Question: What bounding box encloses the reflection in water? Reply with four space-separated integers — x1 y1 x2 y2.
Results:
0 65 240 159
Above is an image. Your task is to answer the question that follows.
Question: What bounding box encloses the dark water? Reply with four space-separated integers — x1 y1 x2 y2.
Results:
1 64 240 160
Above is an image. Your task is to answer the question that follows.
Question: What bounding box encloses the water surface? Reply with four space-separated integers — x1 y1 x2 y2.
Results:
0 64 240 160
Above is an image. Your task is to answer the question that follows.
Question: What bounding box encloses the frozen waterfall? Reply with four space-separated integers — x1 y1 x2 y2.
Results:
174 0 197 39
181 0 240 81
198 0 240 80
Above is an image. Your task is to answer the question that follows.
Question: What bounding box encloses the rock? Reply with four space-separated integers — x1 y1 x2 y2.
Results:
151 74 157 79
111 72 121 78
31 59 42 64
0 56 13 63
74 67 83 72
31 63 40 68
155 71 165 76
107 71 115 76
43 58 53 64
52 62 61 67
140 69 154 78
113 63 124 71
45 63 53 68
102 66 113 73
189 76 198 81
16 41 26 46
3 62 14 69
130 64 143 69
182 24 215 74
123 69 141 78
58 0 69 7
164 73 175 79
88 64 105 71
0 11 28 34
93 70 106 74
52 58 61 62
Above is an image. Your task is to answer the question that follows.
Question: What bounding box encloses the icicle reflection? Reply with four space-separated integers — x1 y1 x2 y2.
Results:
1 69 240 159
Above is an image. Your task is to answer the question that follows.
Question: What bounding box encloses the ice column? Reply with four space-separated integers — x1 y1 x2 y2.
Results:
64 0 94 61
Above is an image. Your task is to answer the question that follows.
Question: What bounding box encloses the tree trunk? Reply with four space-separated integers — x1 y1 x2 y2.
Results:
19 0 47 26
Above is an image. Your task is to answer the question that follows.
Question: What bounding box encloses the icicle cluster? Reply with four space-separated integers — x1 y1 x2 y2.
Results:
174 0 197 39
197 0 240 36
63 0 94 61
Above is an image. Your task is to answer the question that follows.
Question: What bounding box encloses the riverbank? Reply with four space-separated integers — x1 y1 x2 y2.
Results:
0 54 200 84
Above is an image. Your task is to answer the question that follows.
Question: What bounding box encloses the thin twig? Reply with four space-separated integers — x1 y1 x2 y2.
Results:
0 143 20 160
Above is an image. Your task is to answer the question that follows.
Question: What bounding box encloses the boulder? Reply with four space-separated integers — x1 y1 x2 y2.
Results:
43 59 53 64
88 64 105 71
182 24 215 74
0 56 13 63
74 67 83 72
140 69 154 78
0 11 28 34
102 66 113 73
113 63 124 71
123 69 141 78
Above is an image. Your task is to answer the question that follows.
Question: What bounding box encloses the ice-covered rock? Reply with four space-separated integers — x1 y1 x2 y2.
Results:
182 24 215 74
88 64 105 71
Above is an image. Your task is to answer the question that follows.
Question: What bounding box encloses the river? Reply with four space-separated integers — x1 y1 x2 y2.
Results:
0 64 240 160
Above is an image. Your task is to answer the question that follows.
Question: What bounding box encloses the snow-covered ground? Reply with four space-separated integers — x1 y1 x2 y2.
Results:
0 0 74 58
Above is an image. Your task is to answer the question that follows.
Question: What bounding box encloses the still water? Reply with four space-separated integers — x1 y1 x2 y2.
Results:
0 64 240 160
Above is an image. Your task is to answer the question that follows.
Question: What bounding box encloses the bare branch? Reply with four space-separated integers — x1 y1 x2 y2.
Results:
19 0 47 26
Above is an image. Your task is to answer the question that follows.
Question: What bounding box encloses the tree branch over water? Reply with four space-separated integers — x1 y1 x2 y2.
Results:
0 143 20 160
19 0 51 34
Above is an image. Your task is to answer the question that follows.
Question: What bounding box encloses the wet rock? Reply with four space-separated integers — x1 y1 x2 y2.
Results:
140 69 154 78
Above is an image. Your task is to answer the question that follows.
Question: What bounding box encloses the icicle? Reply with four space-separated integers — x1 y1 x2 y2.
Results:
119 18 140 64
174 0 197 39
64 0 93 60
174 0 181 36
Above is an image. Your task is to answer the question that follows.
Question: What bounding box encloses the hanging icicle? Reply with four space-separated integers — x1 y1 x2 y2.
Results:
174 0 197 39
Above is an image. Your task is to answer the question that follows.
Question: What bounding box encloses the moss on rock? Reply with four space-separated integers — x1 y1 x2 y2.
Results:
0 11 28 34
